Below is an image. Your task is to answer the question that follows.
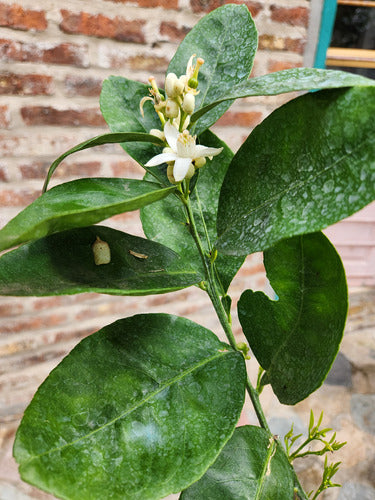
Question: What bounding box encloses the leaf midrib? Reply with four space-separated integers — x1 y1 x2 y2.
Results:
20 349 233 465
267 235 305 375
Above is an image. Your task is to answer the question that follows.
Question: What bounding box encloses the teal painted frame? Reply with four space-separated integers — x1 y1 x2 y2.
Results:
314 0 338 68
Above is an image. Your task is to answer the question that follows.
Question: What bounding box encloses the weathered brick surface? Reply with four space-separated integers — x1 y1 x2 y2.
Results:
0 105 10 129
21 106 106 127
270 5 309 27
191 0 263 17
258 34 305 54
60 10 146 44
0 2 47 31
1 1 374 497
63 75 103 97
0 39 89 67
0 73 53 95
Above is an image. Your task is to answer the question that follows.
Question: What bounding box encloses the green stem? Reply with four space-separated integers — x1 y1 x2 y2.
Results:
182 192 308 499
183 194 270 433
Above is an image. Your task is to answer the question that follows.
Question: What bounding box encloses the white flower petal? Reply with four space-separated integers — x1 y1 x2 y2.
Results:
145 152 177 166
173 157 192 182
194 145 223 158
164 122 179 152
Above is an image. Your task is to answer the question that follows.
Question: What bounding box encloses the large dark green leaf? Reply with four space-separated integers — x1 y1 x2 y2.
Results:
180 426 295 499
100 77 163 169
0 226 202 296
0 178 174 252
141 130 245 293
217 87 375 255
168 4 257 136
238 232 348 405
43 131 164 191
191 68 375 126
14 314 246 499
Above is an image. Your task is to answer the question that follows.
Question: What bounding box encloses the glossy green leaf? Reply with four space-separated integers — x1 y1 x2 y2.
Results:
167 3 257 135
217 87 375 255
43 131 163 191
100 77 164 170
191 68 375 126
0 226 202 296
238 232 348 405
0 178 174 252
141 130 245 293
180 426 295 500
14 314 246 499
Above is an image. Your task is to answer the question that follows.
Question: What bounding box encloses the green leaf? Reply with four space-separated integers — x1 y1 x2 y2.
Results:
167 3 257 135
141 130 245 293
238 232 348 405
0 178 174 252
14 314 246 500
180 426 295 500
191 68 375 126
100 77 163 169
43 131 163 191
217 87 375 255
0 226 203 296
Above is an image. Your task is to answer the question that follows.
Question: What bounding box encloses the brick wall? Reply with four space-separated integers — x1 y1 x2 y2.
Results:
0 1 373 497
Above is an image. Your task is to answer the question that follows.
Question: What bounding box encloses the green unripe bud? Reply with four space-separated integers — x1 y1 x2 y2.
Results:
188 77 198 89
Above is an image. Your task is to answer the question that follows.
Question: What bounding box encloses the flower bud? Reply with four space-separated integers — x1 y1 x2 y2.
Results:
149 129 165 141
165 73 177 97
165 99 179 118
167 164 176 184
185 163 195 180
165 73 184 98
194 157 206 169
182 93 195 115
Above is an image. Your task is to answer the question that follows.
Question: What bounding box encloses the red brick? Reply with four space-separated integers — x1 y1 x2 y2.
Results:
191 0 262 17
258 34 305 54
2 314 67 334
160 21 190 42
64 75 103 97
216 110 263 127
0 164 7 180
21 106 106 127
270 5 309 28
60 10 145 44
0 39 89 67
0 188 39 206
19 160 102 179
127 55 169 72
0 104 10 128
105 0 178 7
267 60 302 73
0 73 53 95
111 160 144 178
0 3 47 31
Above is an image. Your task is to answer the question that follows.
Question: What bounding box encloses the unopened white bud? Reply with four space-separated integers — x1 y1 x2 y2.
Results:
182 93 195 115
165 73 178 98
165 99 179 118
167 164 176 184
149 129 165 141
185 163 195 179
194 157 206 169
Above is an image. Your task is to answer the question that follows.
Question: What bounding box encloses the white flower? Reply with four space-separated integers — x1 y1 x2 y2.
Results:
145 122 223 182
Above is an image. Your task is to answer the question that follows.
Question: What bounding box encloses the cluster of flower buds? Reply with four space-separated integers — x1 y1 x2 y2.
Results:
142 55 223 184
140 55 204 133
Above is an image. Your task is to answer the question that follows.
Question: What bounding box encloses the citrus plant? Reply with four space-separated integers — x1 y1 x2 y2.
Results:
0 5 374 499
